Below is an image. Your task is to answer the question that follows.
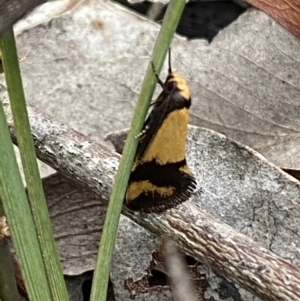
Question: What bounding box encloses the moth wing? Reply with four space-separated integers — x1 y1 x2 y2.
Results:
135 92 172 160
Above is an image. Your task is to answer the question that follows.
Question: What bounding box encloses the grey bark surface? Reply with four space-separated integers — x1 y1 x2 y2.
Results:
3 101 300 301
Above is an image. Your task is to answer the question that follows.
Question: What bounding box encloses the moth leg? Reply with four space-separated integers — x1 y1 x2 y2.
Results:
0 216 9 238
151 62 168 92
135 125 149 140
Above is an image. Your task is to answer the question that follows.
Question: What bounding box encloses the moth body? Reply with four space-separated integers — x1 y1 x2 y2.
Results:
125 68 196 213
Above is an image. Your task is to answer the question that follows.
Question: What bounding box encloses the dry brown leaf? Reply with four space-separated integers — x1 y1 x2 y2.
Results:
245 0 300 40
43 173 107 275
2 2 300 300
3 2 298 171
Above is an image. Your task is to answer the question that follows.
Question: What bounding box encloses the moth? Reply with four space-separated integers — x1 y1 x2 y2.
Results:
125 58 197 213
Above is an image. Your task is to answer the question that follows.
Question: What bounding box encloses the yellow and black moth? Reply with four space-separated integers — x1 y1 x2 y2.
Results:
125 60 197 213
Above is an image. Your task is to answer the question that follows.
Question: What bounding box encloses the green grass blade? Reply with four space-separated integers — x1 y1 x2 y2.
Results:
0 201 20 301
0 29 69 301
0 241 19 301
89 1 186 301
0 102 52 301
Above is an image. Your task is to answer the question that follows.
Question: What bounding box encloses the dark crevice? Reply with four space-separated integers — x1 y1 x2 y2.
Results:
218 276 242 301
148 269 168 286
185 254 197 266
112 0 250 42
82 276 92 301
81 273 116 301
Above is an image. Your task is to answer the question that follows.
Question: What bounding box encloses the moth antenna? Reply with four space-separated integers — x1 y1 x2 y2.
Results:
168 48 172 74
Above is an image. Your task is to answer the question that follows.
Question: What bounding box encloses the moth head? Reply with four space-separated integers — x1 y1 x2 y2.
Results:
166 72 190 102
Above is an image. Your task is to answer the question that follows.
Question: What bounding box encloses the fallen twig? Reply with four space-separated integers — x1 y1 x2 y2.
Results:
3 101 300 301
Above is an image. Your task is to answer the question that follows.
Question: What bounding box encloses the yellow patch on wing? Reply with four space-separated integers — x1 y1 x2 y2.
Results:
126 180 174 203
139 108 189 165
169 72 190 100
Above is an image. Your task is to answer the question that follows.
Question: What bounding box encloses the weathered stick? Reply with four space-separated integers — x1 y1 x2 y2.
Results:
3 102 300 301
